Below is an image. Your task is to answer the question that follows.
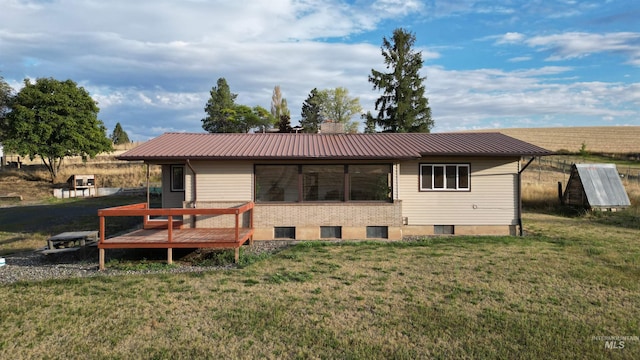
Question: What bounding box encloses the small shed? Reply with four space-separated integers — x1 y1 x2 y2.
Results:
562 164 630 210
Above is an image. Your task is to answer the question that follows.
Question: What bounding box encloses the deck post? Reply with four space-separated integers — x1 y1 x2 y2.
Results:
249 205 254 245
234 247 239 263
167 248 173 265
99 215 105 270
235 210 239 242
99 249 105 271
168 215 173 242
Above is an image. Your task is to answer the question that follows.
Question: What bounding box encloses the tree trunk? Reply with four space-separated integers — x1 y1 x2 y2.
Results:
42 156 63 182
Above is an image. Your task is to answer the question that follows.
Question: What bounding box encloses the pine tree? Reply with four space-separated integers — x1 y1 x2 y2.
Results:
110 122 130 144
300 88 324 133
368 28 433 133
202 78 238 133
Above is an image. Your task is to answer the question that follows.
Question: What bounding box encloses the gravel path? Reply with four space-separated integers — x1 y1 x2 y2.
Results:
0 241 294 285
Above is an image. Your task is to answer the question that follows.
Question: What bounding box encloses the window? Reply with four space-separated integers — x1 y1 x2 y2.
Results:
349 165 391 201
255 165 298 202
303 165 344 201
420 164 470 191
274 227 296 239
171 165 185 192
320 226 342 239
254 164 392 202
434 225 455 235
366 226 388 239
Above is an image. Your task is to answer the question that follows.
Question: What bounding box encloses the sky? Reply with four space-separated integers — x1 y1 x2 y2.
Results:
1 0 639 141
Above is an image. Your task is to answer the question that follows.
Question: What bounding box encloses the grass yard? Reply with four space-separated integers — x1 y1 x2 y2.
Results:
0 195 158 256
1 211 639 359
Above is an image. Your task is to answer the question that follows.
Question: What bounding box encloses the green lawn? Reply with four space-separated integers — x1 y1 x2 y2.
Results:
1 211 639 359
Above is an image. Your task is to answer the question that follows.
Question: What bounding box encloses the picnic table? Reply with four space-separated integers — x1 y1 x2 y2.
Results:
44 231 99 254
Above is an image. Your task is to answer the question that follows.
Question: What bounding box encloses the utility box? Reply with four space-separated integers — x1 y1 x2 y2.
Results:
62 174 97 197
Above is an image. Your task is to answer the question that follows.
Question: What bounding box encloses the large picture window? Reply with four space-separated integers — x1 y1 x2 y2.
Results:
255 165 299 202
420 164 470 191
255 164 392 202
349 164 391 201
303 165 344 201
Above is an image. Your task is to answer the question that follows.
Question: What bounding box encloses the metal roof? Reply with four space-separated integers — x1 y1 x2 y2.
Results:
572 164 631 207
117 132 552 161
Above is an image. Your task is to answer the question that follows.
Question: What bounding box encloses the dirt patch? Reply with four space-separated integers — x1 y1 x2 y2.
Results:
0 171 53 203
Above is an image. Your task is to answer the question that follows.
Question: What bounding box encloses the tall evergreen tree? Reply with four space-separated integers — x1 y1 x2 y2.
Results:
368 28 433 133
110 122 130 144
202 78 238 133
300 88 324 133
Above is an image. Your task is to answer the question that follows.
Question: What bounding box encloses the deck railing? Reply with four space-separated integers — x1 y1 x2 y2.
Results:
97 201 254 246
98 201 254 270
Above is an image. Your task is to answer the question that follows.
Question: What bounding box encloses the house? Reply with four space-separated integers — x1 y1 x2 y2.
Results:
115 131 551 240
562 163 630 210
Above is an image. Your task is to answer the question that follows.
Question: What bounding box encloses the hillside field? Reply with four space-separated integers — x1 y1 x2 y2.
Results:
466 126 640 154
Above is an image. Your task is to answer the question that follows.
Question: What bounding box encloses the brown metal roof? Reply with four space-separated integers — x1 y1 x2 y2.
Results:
117 132 552 161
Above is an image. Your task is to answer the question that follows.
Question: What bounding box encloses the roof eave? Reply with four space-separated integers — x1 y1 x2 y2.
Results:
419 151 554 157
116 155 421 162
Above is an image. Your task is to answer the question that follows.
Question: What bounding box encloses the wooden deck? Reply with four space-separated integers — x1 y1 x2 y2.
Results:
98 202 254 270
100 228 254 248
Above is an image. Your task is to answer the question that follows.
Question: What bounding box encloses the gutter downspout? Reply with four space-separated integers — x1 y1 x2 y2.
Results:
185 159 197 207
146 163 150 208
517 157 536 236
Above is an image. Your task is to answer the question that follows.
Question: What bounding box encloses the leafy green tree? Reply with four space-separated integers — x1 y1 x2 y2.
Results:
110 122 130 144
234 105 276 133
251 105 277 133
300 88 325 133
4 77 112 181
368 28 433 133
0 75 14 141
202 78 238 133
318 87 362 133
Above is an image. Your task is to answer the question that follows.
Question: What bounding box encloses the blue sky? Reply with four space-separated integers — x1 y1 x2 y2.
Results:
1 0 638 141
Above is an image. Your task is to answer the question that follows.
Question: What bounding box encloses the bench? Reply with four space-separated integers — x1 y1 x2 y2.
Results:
46 231 99 250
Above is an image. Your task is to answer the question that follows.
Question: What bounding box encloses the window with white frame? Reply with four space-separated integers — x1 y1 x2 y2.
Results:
420 164 470 191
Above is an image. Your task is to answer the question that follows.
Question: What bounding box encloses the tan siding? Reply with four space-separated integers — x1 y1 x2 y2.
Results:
190 160 253 202
399 157 519 226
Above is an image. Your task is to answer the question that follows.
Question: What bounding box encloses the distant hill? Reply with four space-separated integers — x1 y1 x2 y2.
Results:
463 126 640 154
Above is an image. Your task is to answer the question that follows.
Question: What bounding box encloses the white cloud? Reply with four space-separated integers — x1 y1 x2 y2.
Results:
426 65 639 131
372 0 424 17
496 32 525 44
526 32 640 65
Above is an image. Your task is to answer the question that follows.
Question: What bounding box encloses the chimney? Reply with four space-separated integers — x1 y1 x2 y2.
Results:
319 120 345 134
